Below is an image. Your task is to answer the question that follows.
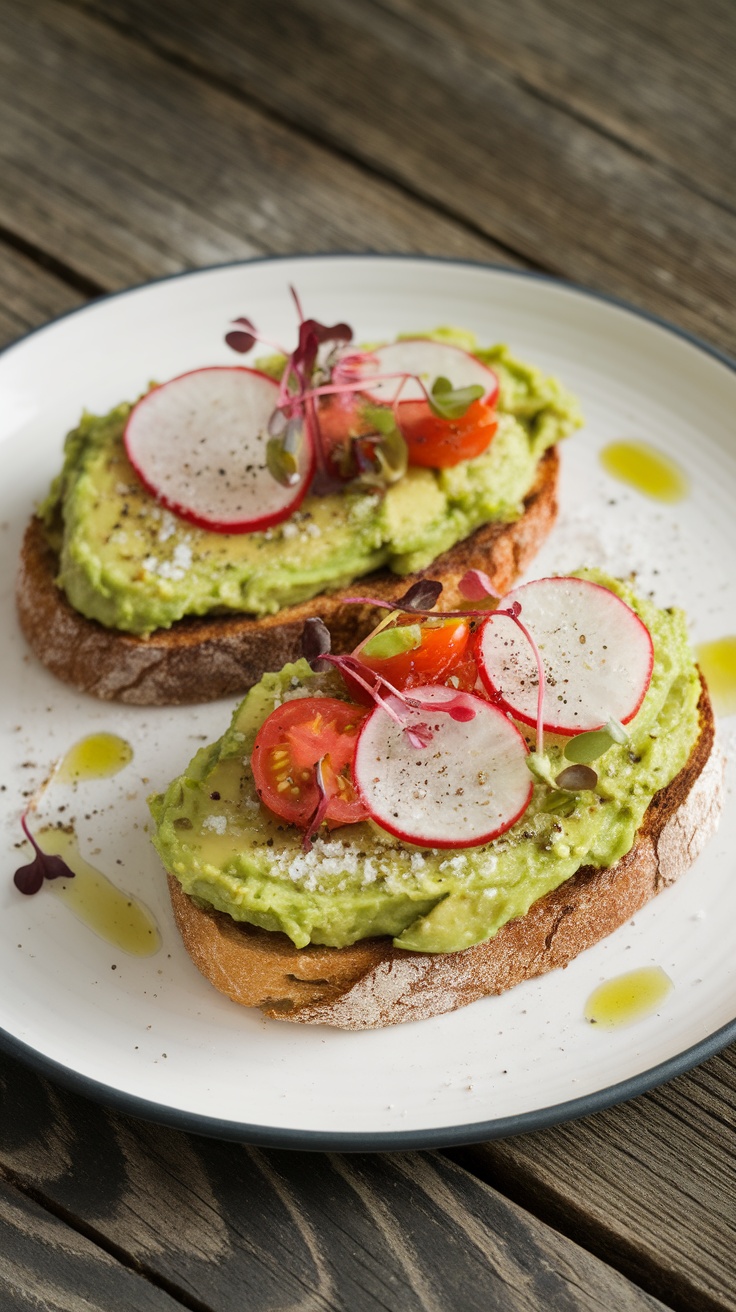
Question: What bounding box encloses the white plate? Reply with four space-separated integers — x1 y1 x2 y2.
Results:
1 256 734 1149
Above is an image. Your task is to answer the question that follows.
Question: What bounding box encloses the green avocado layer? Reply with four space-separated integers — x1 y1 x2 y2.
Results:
149 573 702 954
39 337 581 636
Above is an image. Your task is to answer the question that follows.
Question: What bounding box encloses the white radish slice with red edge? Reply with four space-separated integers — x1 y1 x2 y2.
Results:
353 685 532 849
476 577 654 736
124 367 314 533
353 339 499 406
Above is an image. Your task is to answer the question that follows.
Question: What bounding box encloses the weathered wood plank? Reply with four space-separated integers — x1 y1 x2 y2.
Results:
0 0 513 298
79 0 736 356
455 1045 736 1312
0 1053 670 1311
0 245 85 350
0 1172 185 1311
372 0 736 209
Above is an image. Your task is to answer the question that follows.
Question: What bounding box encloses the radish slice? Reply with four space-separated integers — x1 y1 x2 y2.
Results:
353 339 499 406
476 577 654 736
124 367 314 533
353 685 532 849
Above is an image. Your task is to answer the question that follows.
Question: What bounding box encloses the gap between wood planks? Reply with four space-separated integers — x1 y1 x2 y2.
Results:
42 0 550 278
0 1158 212 1312
0 223 105 301
59 0 736 233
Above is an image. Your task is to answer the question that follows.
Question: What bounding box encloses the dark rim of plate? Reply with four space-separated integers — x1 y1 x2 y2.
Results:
1 252 735 1152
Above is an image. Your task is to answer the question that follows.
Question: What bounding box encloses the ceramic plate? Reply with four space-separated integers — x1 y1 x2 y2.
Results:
1 256 734 1149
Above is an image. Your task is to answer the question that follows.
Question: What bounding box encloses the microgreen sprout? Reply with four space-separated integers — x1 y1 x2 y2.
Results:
303 756 331 852
605 717 629 745
14 812 74 895
555 764 599 792
429 376 485 420
458 568 502 602
302 616 332 670
564 729 615 765
225 295 486 500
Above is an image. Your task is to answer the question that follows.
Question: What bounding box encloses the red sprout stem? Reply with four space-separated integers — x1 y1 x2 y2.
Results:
20 811 40 853
320 654 410 727
290 284 306 323
506 610 546 752
303 757 330 852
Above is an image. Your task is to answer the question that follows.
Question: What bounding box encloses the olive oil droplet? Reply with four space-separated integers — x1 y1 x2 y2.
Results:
600 441 688 503
696 636 736 717
585 966 673 1029
39 828 160 957
57 733 133 783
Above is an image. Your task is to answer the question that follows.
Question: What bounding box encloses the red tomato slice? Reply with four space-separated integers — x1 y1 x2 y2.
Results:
251 697 369 829
359 618 473 692
397 398 498 468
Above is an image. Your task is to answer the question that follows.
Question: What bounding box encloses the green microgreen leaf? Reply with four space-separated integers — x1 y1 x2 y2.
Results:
266 435 300 487
373 426 408 484
360 404 397 436
429 376 485 420
362 624 422 661
540 789 578 817
564 729 615 764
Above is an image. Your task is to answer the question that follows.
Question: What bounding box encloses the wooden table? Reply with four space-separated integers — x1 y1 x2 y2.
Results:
1 2 735 1308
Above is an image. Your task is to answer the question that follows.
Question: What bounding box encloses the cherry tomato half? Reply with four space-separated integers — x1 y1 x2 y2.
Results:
397 398 498 468
359 618 473 692
251 697 369 829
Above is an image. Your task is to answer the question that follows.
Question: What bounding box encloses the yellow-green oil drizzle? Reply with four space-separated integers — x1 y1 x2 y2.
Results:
600 441 689 502
39 827 161 957
696 636 736 717
585 967 673 1029
56 732 133 783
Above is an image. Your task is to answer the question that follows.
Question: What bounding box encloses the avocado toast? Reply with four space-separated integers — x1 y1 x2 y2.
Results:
17 318 579 704
149 571 723 1028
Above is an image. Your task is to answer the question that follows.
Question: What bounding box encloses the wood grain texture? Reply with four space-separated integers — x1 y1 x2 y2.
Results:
0 1174 184 1311
455 1044 736 1312
0 0 514 298
0 246 84 349
73 0 736 355
0 1053 670 1312
374 0 736 209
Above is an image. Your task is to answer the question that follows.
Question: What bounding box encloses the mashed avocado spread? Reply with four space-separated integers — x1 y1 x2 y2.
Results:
39 336 581 636
149 573 702 954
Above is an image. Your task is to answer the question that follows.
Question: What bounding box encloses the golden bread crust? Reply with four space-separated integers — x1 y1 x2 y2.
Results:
16 449 558 704
166 681 722 1028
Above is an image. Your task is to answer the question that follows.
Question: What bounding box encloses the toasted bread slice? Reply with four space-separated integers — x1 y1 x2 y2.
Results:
166 680 722 1029
16 449 558 705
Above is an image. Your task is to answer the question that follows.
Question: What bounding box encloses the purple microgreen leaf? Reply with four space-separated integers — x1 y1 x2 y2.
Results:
405 723 434 749
396 579 443 612
13 859 44 895
225 317 257 354
555 764 599 792
225 330 257 353
302 318 353 347
458 568 501 602
302 617 332 669
14 814 75 895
